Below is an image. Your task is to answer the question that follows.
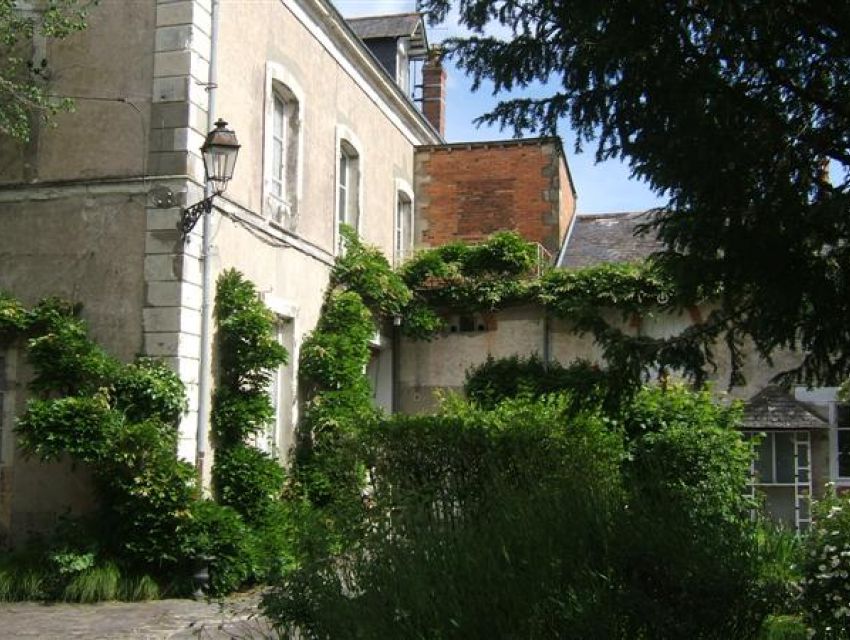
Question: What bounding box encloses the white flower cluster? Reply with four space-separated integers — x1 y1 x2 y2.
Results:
804 501 850 638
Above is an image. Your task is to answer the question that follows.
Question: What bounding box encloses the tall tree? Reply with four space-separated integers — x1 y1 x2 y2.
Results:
0 0 94 142
422 0 850 386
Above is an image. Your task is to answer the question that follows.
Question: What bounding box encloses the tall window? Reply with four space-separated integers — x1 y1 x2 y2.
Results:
265 319 295 460
266 83 300 226
337 140 360 243
395 190 413 264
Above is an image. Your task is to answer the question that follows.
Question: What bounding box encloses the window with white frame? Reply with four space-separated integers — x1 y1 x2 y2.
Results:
395 190 413 265
266 81 300 227
337 140 360 242
268 318 296 462
752 431 797 484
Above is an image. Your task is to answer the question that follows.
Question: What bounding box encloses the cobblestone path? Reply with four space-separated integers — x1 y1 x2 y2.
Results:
0 593 274 639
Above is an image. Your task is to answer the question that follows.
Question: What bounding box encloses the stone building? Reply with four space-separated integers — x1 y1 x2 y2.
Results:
0 2 576 544
1 0 836 543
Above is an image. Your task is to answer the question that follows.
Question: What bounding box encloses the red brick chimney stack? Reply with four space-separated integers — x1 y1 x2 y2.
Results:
422 47 446 137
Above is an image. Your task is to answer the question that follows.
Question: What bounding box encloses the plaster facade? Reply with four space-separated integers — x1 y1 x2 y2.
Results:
0 0 439 545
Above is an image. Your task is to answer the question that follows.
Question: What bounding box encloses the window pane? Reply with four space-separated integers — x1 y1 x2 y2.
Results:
755 434 774 483
839 430 850 478
395 201 403 256
339 154 348 187
274 97 284 137
775 433 795 484
338 185 347 225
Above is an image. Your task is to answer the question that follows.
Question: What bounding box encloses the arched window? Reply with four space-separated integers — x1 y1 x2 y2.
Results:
268 86 299 224
264 62 304 230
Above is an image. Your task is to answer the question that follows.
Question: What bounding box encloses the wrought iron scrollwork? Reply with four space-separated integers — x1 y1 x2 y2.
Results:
180 196 214 238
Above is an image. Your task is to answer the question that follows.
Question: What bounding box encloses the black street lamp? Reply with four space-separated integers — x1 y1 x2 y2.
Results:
180 119 240 237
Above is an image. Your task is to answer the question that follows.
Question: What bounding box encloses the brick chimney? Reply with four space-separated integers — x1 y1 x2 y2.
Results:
422 47 446 137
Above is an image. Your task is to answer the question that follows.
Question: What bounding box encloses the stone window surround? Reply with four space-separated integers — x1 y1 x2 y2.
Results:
263 61 306 228
394 177 414 265
334 124 364 254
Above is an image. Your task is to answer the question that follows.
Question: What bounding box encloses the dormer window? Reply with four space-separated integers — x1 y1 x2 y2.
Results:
396 38 410 94
347 12 428 93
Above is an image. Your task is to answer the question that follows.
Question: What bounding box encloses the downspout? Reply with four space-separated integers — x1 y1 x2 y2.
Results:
196 0 220 480
391 318 401 412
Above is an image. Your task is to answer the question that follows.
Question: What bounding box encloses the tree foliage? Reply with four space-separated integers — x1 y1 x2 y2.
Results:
421 0 850 386
0 0 94 141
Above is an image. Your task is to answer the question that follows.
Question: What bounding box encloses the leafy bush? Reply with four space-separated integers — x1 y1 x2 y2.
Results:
331 225 411 316
800 490 850 639
618 410 771 638
266 387 783 639
211 387 275 446
112 358 186 425
213 444 285 524
759 616 808 640
266 395 625 639
9 296 200 573
16 393 122 463
616 382 742 440
464 354 609 410
209 270 290 591
295 288 376 515
189 501 258 597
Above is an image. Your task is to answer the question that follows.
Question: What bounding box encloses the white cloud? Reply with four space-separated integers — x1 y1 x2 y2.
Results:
333 0 415 17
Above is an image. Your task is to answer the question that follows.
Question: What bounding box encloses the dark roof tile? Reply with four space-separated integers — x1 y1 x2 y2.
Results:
742 386 828 431
347 13 424 40
558 211 661 268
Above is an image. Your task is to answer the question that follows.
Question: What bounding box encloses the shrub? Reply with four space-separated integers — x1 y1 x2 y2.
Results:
464 354 609 410
759 616 808 640
190 501 259 597
112 358 186 425
265 395 626 639
800 490 850 639
213 444 285 524
267 387 784 639
331 225 411 317
617 402 771 638
16 393 122 463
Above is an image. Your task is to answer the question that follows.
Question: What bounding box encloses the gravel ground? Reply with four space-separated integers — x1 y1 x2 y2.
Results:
0 592 275 639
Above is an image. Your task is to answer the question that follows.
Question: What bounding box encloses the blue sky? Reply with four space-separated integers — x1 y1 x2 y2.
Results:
333 0 666 214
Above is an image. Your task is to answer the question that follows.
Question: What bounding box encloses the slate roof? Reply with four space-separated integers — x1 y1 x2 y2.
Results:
558 211 662 269
742 386 829 431
347 13 427 52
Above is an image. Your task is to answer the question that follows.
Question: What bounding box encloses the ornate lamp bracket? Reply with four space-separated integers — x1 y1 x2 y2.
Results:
180 195 215 239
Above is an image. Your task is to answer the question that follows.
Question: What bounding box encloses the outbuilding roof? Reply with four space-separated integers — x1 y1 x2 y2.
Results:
558 210 662 269
742 386 829 431
347 13 428 55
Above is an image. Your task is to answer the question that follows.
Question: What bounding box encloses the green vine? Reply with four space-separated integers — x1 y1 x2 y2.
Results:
209 270 292 589
292 227 406 547
398 232 731 388
4 295 198 571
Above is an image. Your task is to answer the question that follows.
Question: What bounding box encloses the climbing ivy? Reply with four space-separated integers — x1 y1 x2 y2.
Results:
292 229 402 547
399 232 731 388
211 269 288 523
5 296 199 570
